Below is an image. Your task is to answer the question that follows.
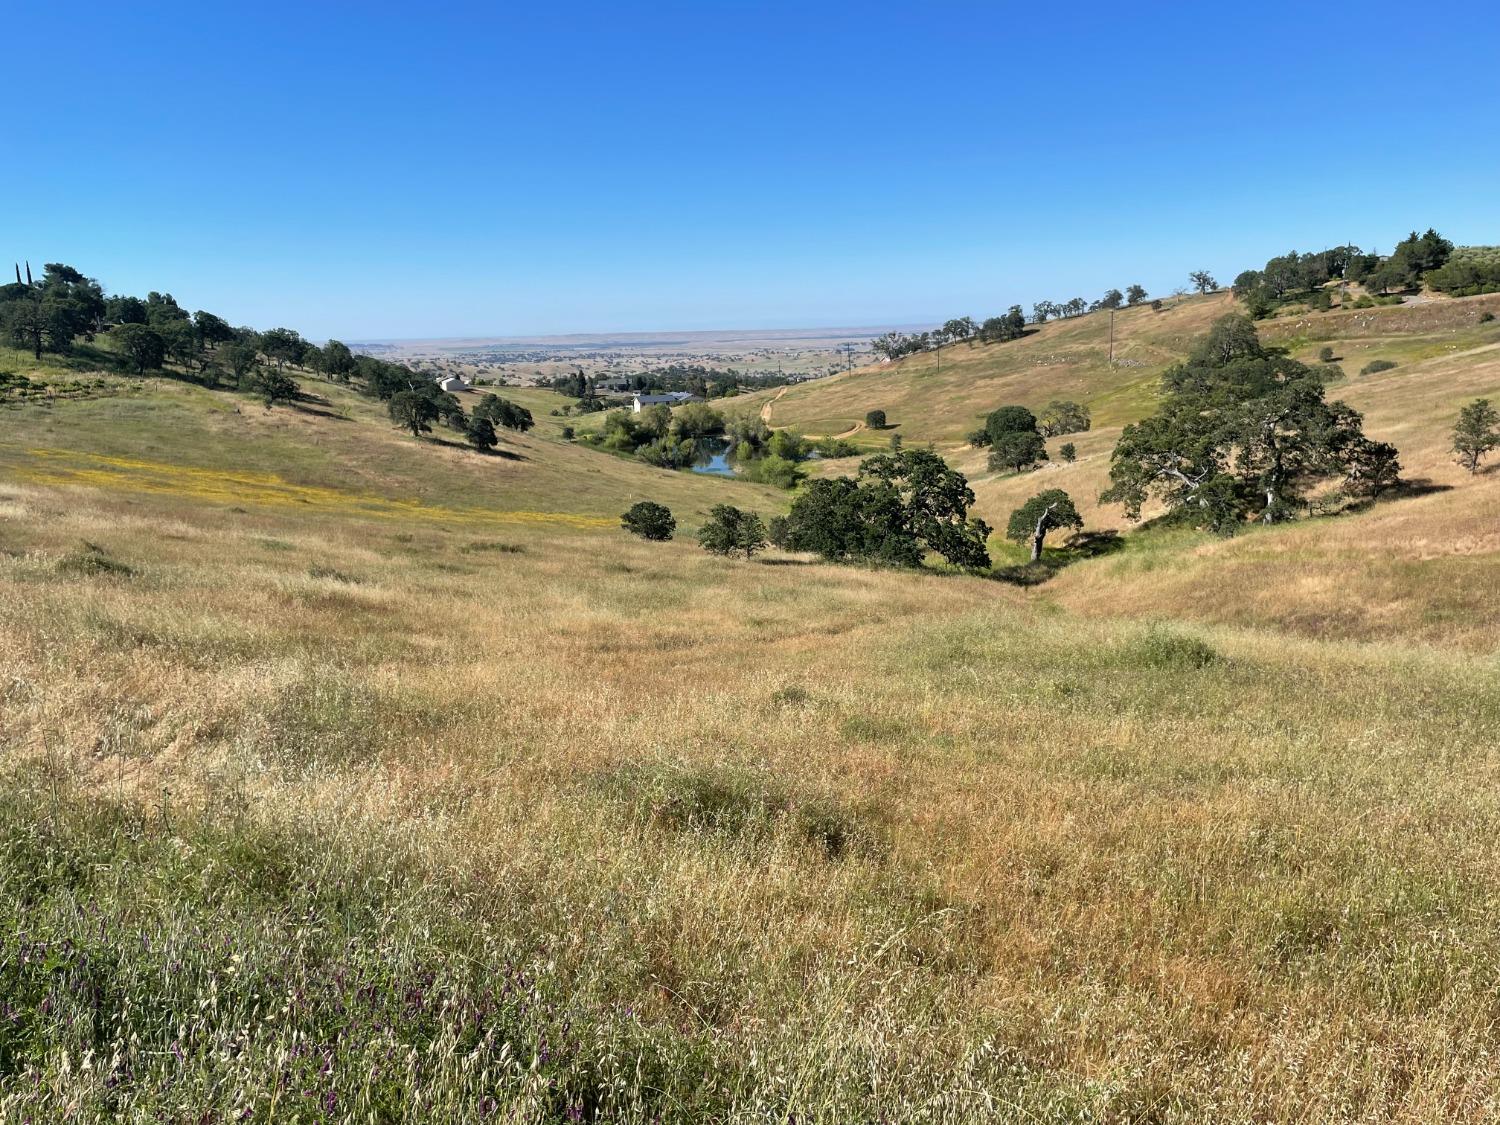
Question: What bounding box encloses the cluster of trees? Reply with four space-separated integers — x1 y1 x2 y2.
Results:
1426 247 1500 297
387 385 533 451
981 406 1049 473
587 403 855 485
548 364 799 406
623 449 1093 572
966 400 1088 473
1232 231 1455 317
1032 285 1148 323
870 286 1160 364
1 263 105 360
0 260 431 412
723 418 803 488
870 307 1030 360
586 402 726 468
870 330 937 360
1101 315 1400 532
771 449 992 569
621 499 768 557
726 417 860 486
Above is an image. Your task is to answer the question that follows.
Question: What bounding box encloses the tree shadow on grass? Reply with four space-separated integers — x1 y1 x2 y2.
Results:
289 397 352 421
989 528 1125 587
1340 478 1453 514
425 434 527 461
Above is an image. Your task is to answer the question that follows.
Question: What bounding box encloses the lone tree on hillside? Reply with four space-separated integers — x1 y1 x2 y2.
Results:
1452 398 1500 473
865 409 886 429
1126 284 1148 306
989 430 1048 473
1189 270 1218 294
113 323 166 374
475 394 534 432
1102 314 1397 532
1038 400 1090 438
389 389 440 438
466 415 499 452
253 368 299 408
221 341 259 387
621 500 676 541
698 504 767 558
1007 489 1084 562
983 404 1037 446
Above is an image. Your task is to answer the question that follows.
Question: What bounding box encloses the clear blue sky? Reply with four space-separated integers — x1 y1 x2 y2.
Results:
12 1 1500 340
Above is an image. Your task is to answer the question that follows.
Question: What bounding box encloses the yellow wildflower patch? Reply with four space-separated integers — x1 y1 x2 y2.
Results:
7 448 614 530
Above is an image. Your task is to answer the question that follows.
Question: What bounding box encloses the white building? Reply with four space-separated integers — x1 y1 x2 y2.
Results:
631 391 701 413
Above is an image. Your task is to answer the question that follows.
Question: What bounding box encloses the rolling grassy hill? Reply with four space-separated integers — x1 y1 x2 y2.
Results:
729 290 1500 647
3 301 1500 1121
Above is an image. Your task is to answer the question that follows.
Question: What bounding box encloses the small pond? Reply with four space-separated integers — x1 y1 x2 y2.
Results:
691 437 736 476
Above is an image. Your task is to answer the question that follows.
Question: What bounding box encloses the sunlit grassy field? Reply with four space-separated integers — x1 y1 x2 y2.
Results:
3 323 1500 1121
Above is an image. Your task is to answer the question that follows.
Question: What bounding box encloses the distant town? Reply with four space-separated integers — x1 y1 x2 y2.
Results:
347 324 908 387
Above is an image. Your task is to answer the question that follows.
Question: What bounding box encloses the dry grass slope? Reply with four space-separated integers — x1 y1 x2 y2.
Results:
732 293 1500 647
2 313 1500 1120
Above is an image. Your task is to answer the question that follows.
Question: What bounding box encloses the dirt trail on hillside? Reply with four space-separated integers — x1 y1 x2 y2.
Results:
759 386 789 424
829 421 865 440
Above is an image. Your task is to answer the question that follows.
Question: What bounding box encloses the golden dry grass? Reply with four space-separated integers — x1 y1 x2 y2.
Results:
3 316 1500 1119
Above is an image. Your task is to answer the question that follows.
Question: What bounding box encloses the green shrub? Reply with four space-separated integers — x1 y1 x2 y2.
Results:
770 684 812 706
697 505 767 558
621 500 676 541
742 454 804 489
637 435 698 468
1360 359 1397 376
56 542 134 578
309 565 360 583
598 762 873 860
1127 624 1221 669
811 437 859 458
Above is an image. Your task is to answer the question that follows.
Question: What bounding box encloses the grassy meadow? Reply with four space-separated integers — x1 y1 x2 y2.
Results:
3 311 1500 1121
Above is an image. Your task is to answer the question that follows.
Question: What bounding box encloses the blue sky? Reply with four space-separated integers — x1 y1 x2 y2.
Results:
11 1 1500 340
